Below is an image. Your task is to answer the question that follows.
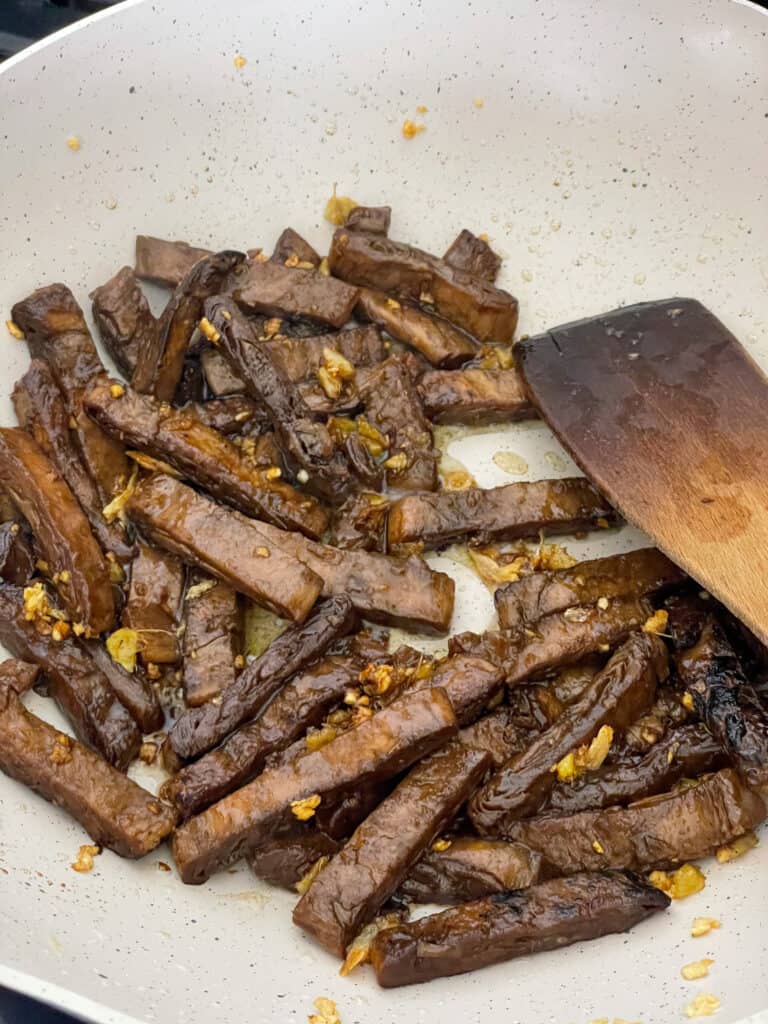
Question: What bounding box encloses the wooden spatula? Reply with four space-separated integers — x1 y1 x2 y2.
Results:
517 297 768 646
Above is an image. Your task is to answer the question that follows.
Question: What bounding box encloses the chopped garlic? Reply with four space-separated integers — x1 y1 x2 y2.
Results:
553 725 614 782
642 609 669 635
295 856 330 895
106 628 143 673
306 725 338 752
402 119 426 139
432 838 452 853
716 831 758 863
467 548 528 588
233 54 247 69
648 863 705 900
198 317 221 343
185 579 217 602
359 662 394 696
339 913 403 977
592 839 605 854
5 320 24 340
66 135 81 151
71 844 100 873
691 917 721 938
50 733 73 766
291 793 322 821
383 451 409 472
102 465 139 524
309 996 341 1024
109 382 125 399
682 691 695 712
683 993 720 1018
126 450 181 477
324 185 359 226
681 959 714 981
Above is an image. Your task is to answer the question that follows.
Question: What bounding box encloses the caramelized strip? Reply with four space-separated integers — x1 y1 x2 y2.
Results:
419 367 535 425
122 544 185 665
90 265 157 376
135 235 213 287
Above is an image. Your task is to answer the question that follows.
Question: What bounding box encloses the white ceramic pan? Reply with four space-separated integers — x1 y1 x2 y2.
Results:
1 1 767 1021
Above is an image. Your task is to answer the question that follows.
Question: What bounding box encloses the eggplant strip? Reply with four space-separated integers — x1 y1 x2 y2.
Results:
171 686 458 883
0 686 176 857
181 576 240 708
233 259 359 329
388 477 617 553
443 229 501 283
135 235 213 288
122 544 185 665
495 547 686 631
292 742 490 956
468 633 667 833
0 521 35 585
369 872 670 987
168 595 356 761
247 833 341 889
90 265 157 376
419 367 535 425
125 474 323 625
85 379 330 539
0 428 115 635
506 768 766 873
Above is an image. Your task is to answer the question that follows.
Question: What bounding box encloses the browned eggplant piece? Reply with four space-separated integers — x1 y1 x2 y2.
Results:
358 355 439 491
13 360 134 562
271 228 321 267
205 296 352 503
328 229 518 343
663 591 713 651
344 206 392 235
127 474 451 633
122 544 184 665
418 367 535 425
526 658 606 727
468 633 667 833
266 325 385 383
383 654 503 726
187 395 267 435
388 477 617 553
11 284 130 501
399 837 542 905
677 619 768 790
0 428 115 634
342 432 385 491
545 724 725 816
443 229 501 283
0 658 40 696
84 379 330 539
181 576 241 708
495 548 686 631
168 595 356 761
0 585 140 768
328 492 390 552
233 259 358 328
201 347 245 396
90 266 157 376
313 781 392 841
292 742 490 956
507 769 766 873
247 832 341 889
132 250 244 403
369 871 670 987
459 707 532 768
0 522 34 585
134 235 213 288
355 288 478 368
449 596 651 682
125 475 322 625
166 654 363 817
0 685 176 856
171 687 458 883
85 638 164 734
624 687 691 753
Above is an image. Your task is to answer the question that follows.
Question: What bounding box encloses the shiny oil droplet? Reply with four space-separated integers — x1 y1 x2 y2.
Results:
493 450 529 475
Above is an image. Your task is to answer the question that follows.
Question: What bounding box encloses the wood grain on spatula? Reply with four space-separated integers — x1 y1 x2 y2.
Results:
517 298 768 645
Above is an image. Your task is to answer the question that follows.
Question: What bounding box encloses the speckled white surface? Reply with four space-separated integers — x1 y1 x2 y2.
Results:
1 1 767 1023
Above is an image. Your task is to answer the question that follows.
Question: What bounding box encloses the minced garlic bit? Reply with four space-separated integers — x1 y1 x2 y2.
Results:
23 582 54 624
233 54 247 69
432 838 452 853
324 185 359 226
318 257 331 276
106 627 143 673
309 996 341 1024
327 414 388 457
402 119 426 139
553 725 614 783
109 382 125 399
198 317 221 344
51 620 70 643
596 517 611 529
468 548 528 588
102 465 139 524
291 793 322 821
648 863 705 900
681 958 714 981
255 546 270 558
295 855 330 895
71 844 100 873
340 912 403 977
419 290 435 305
592 839 605 854
50 733 73 766
684 993 721 1019
318 346 355 399
297 468 310 484
597 596 610 611
185 579 217 602
385 297 401 310
306 725 338 752
533 541 577 571
264 466 282 480
359 662 394 696
682 691 695 712
383 451 409 472
66 135 81 151
473 97 485 109
691 916 721 938
5 320 24 340
263 317 283 339
716 830 758 863
59 570 70 583
416 104 428 114
441 468 477 490
126 450 181 477
139 741 158 765
642 609 669 635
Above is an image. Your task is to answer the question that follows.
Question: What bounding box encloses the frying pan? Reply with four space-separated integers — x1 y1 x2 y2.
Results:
1 1 767 1022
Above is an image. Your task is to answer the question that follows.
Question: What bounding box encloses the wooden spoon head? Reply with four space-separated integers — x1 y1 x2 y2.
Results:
518 298 768 646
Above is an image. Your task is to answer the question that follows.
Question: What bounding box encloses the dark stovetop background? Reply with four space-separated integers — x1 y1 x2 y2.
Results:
2 0 767 1021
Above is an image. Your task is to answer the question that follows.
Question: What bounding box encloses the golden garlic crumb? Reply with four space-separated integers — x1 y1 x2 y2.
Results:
263 317 283 338
59 570 70 584
306 725 338 752
318 257 331 276
255 546 270 558
359 662 394 696
139 741 158 765
339 913 403 977
402 119 426 139
442 468 477 490
642 609 669 635
715 831 758 863
234 654 245 670
596 517 611 529
309 995 341 1024
295 856 329 895
681 959 714 981
158 861 172 872
106 627 143 673
291 793 322 821
5 320 24 340
198 317 221 344
51 621 70 643
71 844 100 873
50 733 73 766
592 839 605 854
109 383 125 399
384 451 409 472
432 838 452 853
682 692 696 712
419 290 435 305
66 135 81 151
233 54 247 69
385 297 401 310
648 863 705 900
324 185 359 226
597 596 610 611
23 582 53 624
416 104 428 114
473 97 485 109
553 725 614 782
102 465 139 524
264 466 282 480
146 662 161 680
683 993 720 1019
691 916 721 938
